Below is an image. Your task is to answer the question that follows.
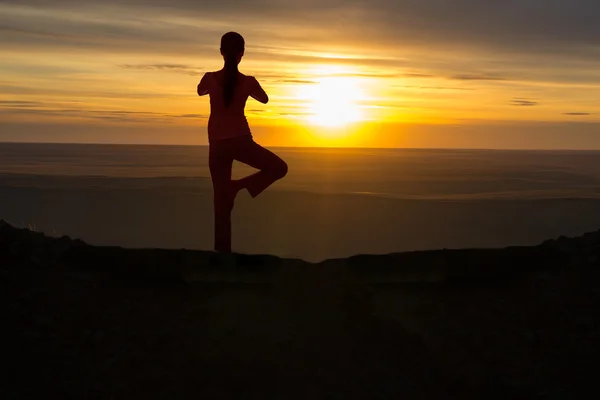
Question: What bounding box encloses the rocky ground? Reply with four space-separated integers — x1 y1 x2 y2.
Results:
1 219 599 399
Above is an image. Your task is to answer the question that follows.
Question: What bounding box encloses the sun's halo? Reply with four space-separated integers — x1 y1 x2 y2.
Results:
296 76 365 127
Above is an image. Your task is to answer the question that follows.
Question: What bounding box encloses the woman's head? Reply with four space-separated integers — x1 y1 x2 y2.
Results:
220 32 245 64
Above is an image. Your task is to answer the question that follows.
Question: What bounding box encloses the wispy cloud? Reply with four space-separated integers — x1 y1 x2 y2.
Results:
510 98 538 106
402 73 435 78
5 1 600 54
275 79 318 84
563 112 592 116
0 100 45 107
401 85 475 91
118 64 205 76
177 113 209 118
0 103 208 122
0 83 180 99
450 74 508 81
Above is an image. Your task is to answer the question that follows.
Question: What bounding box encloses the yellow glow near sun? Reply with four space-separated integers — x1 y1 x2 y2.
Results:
296 70 365 127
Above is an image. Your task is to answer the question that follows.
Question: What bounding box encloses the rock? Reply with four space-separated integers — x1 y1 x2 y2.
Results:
554 236 579 254
581 230 600 243
51 236 74 253
0 220 86 267
0 219 11 236
71 238 87 248
9 240 30 257
540 239 556 248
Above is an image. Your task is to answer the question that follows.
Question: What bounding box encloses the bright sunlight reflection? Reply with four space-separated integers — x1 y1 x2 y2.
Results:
296 74 365 127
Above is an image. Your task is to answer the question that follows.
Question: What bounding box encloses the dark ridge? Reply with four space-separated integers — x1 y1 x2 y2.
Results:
2 219 600 398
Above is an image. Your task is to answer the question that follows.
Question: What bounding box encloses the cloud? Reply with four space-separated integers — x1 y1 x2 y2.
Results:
2 0 600 130
118 64 205 76
278 112 311 116
0 102 208 122
362 1 600 60
2 0 600 61
2 0 600 95
510 98 538 106
402 73 435 78
563 112 592 116
275 79 317 84
177 113 208 118
401 85 475 91
0 83 179 99
0 100 44 107
450 74 507 81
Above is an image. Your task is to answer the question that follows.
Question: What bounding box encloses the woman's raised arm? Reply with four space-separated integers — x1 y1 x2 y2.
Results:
248 76 269 104
197 73 210 96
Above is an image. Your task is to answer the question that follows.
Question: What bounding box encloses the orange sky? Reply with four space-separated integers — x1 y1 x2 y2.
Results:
1 1 600 148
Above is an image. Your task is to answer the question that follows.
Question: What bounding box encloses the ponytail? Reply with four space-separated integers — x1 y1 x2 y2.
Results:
220 31 245 108
223 54 238 108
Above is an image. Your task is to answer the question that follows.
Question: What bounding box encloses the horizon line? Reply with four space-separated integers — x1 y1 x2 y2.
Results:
2 140 600 153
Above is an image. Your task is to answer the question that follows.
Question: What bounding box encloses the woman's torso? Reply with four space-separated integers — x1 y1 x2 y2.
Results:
207 71 252 142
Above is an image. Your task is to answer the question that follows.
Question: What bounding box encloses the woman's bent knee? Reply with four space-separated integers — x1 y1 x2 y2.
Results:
276 160 288 179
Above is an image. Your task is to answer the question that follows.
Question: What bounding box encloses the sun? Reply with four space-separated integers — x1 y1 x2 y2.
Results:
297 76 365 127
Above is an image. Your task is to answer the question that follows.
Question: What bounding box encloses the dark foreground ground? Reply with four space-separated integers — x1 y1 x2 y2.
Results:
1 220 599 399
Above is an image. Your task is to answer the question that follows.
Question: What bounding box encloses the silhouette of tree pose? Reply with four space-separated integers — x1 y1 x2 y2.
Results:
197 32 288 254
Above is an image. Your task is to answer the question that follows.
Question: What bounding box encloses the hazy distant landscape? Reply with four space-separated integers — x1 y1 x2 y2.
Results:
3 142 600 261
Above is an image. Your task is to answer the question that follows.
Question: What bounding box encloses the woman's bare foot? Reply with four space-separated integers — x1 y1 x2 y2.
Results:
230 179 244 197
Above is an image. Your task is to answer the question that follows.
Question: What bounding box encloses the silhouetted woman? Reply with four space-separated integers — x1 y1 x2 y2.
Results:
197 32 288 253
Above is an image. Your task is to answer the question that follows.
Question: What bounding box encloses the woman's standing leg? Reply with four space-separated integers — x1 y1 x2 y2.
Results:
233 136 288 198
209 142 235 253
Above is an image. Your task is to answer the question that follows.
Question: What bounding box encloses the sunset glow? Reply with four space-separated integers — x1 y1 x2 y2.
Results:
296 76 365 128
1 1 600 148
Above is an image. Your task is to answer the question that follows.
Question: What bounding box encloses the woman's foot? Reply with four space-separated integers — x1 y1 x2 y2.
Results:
230 179 245 201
